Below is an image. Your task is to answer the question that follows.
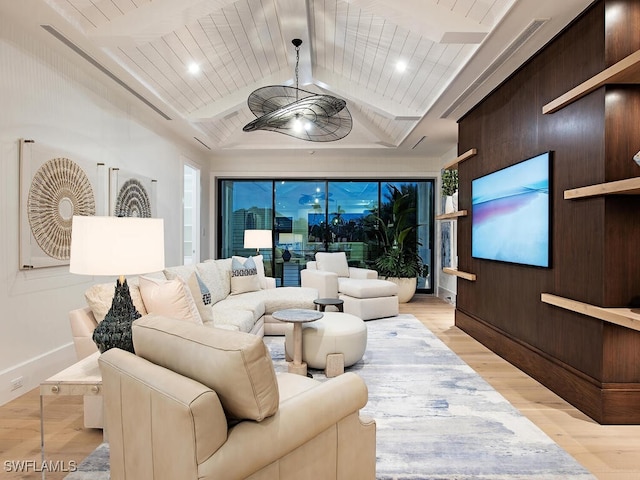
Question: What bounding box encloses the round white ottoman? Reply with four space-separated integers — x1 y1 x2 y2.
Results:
284 312 367 377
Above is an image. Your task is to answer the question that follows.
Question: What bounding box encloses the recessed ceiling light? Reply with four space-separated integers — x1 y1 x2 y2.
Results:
188 62 200 74
396 60 407 73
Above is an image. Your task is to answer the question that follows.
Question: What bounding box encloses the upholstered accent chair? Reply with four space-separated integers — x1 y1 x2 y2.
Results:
301 252 399 320
99 314 376 480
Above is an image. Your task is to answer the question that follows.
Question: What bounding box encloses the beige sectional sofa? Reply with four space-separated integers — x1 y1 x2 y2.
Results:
69 255 319 428
70 256 319 356
100 315 376 479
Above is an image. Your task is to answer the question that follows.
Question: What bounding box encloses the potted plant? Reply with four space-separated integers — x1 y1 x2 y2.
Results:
441 169 458 213
369 185 427 303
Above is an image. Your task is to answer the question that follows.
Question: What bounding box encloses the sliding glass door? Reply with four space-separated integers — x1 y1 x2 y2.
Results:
218 178 434 293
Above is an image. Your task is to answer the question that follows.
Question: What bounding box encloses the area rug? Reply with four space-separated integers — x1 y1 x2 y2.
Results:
66 314 595 479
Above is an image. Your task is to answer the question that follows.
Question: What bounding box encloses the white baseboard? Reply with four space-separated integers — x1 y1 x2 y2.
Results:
0 343 76 406
437 287 456 306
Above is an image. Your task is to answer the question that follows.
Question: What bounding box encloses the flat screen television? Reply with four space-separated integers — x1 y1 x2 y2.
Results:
472 151 551 268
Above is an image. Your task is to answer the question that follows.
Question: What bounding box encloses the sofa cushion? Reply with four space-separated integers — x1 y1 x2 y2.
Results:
164 265 214 323
85 280 147 323
197 259 232 304
338 278 398 298
163 264 197 282
316 252 350 277
233 254 268 289
132 314 279 422
186 272 214 323
241 287 318 314
213 296 265 322
209 307 256 333
230 257 261 294
138 276 202 324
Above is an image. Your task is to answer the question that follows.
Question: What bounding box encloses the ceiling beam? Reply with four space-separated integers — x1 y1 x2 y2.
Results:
346 106 398 148
313 67 421 120
274 0 313 85
344 0 489 44
87 0 237 45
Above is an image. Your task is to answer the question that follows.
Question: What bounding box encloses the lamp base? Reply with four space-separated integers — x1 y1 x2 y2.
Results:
92 278 141 353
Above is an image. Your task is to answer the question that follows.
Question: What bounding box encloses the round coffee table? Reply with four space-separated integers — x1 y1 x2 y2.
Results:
272 309 323 376
313 297 344 312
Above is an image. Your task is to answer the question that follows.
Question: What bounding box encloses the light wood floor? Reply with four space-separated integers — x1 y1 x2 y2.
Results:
1 295 639 479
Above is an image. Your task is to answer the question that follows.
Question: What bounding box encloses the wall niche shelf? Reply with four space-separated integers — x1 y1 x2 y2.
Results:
436 210 468 220
564 177 640 199
442 148 477 170
542 48 640 114
541 293 640 332
442 268 476 281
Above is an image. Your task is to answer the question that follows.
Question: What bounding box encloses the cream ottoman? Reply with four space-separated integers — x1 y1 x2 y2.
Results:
284 312 367 377
338 278 399 320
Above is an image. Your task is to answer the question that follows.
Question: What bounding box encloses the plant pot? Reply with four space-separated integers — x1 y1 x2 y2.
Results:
444 195 455 213
383 277 417 303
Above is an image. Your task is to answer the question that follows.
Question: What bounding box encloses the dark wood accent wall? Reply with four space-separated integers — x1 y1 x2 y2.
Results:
455 0 640 424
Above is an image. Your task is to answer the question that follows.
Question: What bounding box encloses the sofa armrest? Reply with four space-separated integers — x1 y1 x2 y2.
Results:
264 277 277 289
199 372 373 479
69 307 99 360
300 268 339 298
348 267 378 280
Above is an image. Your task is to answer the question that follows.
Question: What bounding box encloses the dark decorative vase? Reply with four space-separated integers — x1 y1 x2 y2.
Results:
282 247 291 262
92 278 141 353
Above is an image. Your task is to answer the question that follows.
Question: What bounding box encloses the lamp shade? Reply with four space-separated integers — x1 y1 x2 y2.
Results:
70 215 165 276
243 229 272 249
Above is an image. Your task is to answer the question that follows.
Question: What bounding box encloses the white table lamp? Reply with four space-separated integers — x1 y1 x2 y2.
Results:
70 215 165 353
244 229 272 254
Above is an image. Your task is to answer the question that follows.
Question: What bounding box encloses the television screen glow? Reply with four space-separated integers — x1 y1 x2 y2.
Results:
472 152 550 267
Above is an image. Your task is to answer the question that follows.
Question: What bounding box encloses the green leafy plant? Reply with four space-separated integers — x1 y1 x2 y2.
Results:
369 185 427 278
441 170 458 197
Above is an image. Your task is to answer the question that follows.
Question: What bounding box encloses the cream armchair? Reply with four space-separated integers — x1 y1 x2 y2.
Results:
99 314 376 480
301 252 399 320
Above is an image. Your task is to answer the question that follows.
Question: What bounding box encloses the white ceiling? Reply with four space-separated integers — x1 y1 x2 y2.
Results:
3 0 594 159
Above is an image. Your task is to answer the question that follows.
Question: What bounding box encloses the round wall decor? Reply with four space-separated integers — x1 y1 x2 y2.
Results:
114 178 152 218
28 157 95 260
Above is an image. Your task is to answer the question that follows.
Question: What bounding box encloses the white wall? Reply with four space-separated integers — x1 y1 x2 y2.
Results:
0 17 209 405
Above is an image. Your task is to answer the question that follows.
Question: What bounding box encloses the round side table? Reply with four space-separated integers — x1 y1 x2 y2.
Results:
313 297 344 312
272 309 323 376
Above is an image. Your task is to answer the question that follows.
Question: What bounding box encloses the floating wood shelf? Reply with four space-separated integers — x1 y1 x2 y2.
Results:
543 49 640 114
442 268 476 281
435 210 468 220
442 148 477 170
541 293 640 332
564 177 640 199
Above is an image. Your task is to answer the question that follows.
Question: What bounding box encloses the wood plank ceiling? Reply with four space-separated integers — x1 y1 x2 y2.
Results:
38 0 574 154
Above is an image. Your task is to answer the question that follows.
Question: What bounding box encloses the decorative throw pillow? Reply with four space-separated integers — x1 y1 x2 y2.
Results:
197 259 232 304
185 271 214 323
163 264 197 282
138 276 203 324
230 256 261 294
233 254 267 289
315 252 350 277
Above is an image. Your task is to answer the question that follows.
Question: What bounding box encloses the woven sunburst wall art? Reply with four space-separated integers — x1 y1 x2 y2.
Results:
27 157 96 260
114 178 152 218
